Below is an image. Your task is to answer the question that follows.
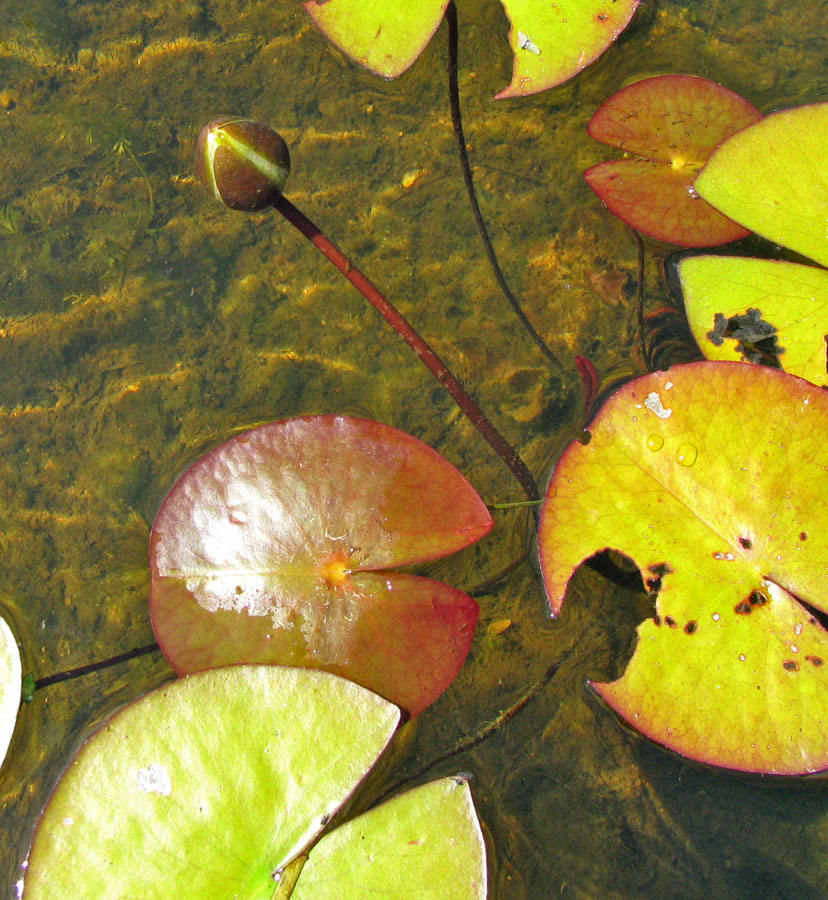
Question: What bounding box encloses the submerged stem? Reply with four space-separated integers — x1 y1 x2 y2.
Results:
273 195 539 501
445 1 561 369
31 642 160 693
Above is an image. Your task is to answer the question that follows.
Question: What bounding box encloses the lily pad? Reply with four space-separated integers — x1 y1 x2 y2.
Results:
680 255 828 386
495 0 640 99
539 361 828 774
292 777 487 900
304 0 640 97
695 102 828 267
23 665 483 898
0 613 21 771
149 416 492 717
303 0 450 80
584 75 762 246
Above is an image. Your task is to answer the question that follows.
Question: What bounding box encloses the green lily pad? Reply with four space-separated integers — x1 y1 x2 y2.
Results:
24 667 487 900
303 0 640 97
303 0 449 80
292 777 487 900
680 255 828 386
539 361 828 774
584 75 762 245
0 613 21 771
24 666 400 899
495 0 640 99
149 416 492 718
695 102 828 268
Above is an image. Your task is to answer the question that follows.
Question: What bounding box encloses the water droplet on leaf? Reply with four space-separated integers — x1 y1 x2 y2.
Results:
676 443 698 466
646 434 664 452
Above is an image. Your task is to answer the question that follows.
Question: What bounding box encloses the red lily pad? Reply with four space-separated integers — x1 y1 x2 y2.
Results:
539 361 828 774
149 416 492 717
584 75 762 246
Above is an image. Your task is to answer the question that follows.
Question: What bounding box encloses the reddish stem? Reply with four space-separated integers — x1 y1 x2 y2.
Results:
273 195 538 502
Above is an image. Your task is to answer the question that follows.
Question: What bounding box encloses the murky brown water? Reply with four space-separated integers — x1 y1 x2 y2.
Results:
2 1 828 897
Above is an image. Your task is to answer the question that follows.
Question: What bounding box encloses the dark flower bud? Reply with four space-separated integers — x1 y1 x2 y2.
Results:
194 117 290 211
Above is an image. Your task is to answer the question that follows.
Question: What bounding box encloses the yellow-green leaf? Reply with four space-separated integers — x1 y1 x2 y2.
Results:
680 255 828 387
303 0 449 79
303 0 640 97
539 361 828 774
695 103 828 268
496 0 640 98
25 666 400 899
292 778 487 900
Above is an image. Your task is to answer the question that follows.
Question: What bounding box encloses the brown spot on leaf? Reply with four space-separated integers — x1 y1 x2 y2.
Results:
707 308 784 368
739 536 752 549
684 620 697 634
665 616 677 628
800 532 808 541
748 590 768 607
783 660 800 672
734 600 753 615
806 655 824 667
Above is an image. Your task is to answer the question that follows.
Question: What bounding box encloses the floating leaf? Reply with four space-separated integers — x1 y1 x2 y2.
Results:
695 102 828 267
680 255 828 386
24 667 400 898
303 0 449 80
584 75 762 246
292 777 487 900
304 0 640 98
23 668 486 899
495 0 640 99
149 416 492 717
0 614 20 771
539 361 828 774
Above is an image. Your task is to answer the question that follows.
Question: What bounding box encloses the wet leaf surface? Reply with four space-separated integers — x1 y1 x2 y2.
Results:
149 416 492 717
680 256 828 386
0 616 20 772
696 102 828 267
24 666 403 899
539 361 828 773
584 75 762 245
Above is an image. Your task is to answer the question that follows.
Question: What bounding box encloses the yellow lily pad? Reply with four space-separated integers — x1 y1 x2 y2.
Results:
496 0 641 98
539 361 828 774
303 0 640 97
303 0 449 79
695 102 828 268
680 255 828 387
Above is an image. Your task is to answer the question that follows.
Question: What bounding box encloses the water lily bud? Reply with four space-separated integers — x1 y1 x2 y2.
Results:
195 117 290 211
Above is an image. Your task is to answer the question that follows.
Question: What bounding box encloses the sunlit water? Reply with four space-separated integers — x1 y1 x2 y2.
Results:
2 1 828 897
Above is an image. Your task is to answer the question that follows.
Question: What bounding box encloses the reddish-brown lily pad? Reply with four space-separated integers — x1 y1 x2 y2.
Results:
584 75 762 246
149 416 492 717
539 361 828 774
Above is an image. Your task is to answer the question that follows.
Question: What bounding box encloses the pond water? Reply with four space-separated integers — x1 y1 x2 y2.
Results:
2 0 828 897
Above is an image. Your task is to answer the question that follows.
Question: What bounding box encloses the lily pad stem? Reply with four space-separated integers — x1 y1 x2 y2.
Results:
446 1 560 370
273 195 539 501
